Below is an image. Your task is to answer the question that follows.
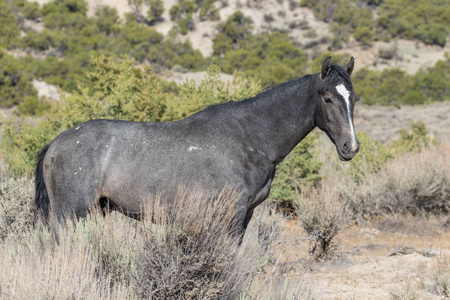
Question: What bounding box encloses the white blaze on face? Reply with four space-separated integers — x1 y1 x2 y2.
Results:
336 84 357 151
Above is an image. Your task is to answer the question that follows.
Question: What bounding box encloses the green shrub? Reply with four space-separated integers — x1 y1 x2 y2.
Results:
353 54 450 106
348 131 393 182
199 0 219 21
179 17 188 34
0 57 260 176
147 0 164 23
41 0 89 30
0 51 38 108
270 132 322 209
377 0 450 46
212 30 308 86
417 53 450 101
14 1 205 94
300 0 373 48
420 24 448 47
15 96 51 116
303 0 450 47
216 11 253 44
0 1 19 47
354 26 373 45
21 1 41 20
95 6 120 35
391 121 433 153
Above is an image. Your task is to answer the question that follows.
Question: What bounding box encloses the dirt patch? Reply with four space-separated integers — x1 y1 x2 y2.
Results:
272 215 450 299
32 79 64 101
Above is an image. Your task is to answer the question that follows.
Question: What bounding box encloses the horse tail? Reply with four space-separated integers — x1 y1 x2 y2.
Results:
35 143 51 220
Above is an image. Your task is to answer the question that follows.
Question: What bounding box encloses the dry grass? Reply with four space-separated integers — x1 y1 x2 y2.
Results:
0 175 34 241
341 144 450 217
0 176 314 299
242 202 322 299
434 255 450 297
296 182 351 261
0 211 133 299
129 189 255 299
390 282 419 300
244 275 320 300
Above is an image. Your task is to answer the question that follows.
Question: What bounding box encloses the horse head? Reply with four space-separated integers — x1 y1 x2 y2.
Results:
314 56 359 161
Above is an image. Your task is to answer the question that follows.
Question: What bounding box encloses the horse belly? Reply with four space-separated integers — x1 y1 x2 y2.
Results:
100 151 238 212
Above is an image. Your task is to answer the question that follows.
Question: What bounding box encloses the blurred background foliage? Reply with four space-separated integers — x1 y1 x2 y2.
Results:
0 0 448 110
300 0 450 47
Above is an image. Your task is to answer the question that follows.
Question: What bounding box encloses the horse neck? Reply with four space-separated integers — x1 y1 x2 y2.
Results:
237 76 317 164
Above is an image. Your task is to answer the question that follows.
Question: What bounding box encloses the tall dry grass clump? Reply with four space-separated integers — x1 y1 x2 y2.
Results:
130 188 257 299
0 174 35 241
296 182 350 260
342 144 450 217
0 220 131 299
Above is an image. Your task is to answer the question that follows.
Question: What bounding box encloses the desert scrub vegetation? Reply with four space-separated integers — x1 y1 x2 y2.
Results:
363 144 448 216
2 0 450 109
325 120 449 217
0 174 34 241
300 0 450 47
3 0 204 95
128 189 255 299
296 182 350 260
0 51 39 108
354 53 450 105
434 255 450 297
337 138 449 217
169 0 220 35
0 177 311 299
210 12 308 86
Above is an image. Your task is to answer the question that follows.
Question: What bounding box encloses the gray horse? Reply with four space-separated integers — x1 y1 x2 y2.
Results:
35 57 359 235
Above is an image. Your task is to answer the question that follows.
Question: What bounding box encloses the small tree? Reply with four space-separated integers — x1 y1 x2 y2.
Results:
147 0 164 23
354 26 373 46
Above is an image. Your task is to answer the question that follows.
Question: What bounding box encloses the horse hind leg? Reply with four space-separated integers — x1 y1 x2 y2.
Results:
98 197 111 216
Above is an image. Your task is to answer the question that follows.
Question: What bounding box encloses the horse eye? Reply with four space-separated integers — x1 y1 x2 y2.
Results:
355 97 360 102
324 97 332 103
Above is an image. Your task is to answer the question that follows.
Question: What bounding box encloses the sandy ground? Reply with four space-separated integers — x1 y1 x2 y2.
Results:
271 216 450 299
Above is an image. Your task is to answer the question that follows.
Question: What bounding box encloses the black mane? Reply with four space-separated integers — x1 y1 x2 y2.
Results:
329 63 353 87
255 64 352 101
251 73 314 102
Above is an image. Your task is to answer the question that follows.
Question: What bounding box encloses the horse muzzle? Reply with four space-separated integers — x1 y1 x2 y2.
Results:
337 140 360 161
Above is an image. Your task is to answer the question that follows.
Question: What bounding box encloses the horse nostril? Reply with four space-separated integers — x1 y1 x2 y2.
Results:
343 142 349 153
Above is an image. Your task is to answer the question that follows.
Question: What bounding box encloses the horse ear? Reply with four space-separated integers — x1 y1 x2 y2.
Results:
321 56 332 79
345 57 355 75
